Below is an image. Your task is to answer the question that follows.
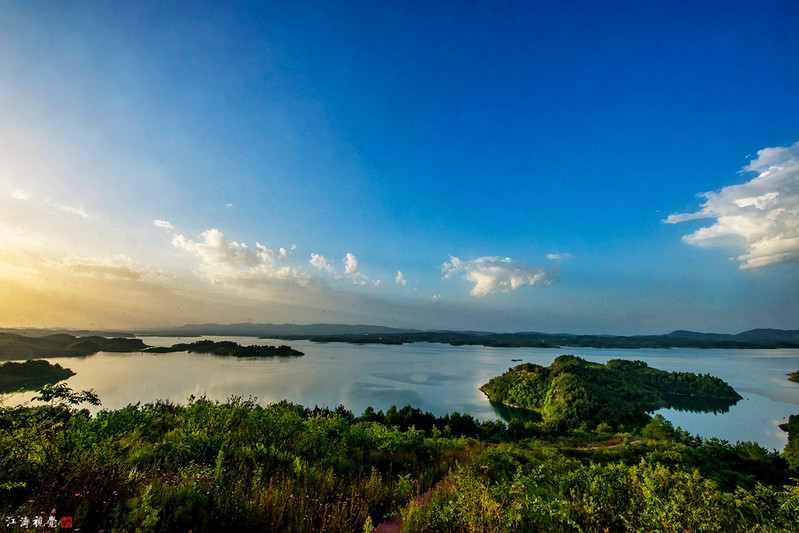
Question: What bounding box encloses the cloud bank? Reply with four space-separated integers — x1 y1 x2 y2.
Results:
666 141 799 269
172 229 308 286
442 255 557 297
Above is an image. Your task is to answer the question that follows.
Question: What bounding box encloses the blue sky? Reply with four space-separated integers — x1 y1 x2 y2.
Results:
0 1 797 334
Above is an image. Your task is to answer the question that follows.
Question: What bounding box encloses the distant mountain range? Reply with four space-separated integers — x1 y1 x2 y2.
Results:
138 323 417 337
138 324 799 349
2 324 798 350
665 329 799 343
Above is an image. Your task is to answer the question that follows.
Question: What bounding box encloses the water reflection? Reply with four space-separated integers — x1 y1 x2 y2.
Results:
661 394 740 414
488 401 543 424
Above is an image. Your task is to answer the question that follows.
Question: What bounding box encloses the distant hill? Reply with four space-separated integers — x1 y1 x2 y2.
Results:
260 326 799 349
662 329 799 346
2 324 797 350
0 328 136 338
733 329 799 343
139 323 418 337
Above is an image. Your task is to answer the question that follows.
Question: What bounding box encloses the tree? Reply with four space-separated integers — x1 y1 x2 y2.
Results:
33 384 101 406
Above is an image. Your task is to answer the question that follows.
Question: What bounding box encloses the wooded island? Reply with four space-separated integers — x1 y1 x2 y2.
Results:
481 355 742 431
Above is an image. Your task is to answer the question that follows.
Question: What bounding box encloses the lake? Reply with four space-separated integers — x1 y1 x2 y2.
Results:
3 336 799 451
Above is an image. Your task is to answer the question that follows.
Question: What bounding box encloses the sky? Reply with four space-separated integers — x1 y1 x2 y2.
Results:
0 1 798 334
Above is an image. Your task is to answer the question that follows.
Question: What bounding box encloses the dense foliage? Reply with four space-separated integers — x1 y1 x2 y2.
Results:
0 396 476 532
781 415 799 470
481 355 742 431
402 448 799 532
1 392 797 532
0 360 75 393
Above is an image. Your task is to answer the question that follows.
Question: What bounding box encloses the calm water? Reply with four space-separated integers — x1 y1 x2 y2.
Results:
4 336 799 451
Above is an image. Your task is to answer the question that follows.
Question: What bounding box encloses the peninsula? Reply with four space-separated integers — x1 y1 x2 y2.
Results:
0 333 147 361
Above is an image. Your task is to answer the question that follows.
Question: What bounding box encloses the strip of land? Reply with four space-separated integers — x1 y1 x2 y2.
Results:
143 340 303 357
272 328 799 349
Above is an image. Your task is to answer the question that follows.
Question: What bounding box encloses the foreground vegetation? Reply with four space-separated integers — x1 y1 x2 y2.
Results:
1 390 798 532
0 354 796 531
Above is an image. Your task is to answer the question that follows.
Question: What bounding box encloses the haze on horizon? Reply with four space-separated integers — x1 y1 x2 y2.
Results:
1 2 798 335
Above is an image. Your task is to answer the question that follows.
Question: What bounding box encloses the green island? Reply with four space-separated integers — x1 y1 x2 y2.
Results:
788 371 799 383
0 332 146 361
480 355 742 431
143 340 304 357
0 359 75 393
1 358 798 532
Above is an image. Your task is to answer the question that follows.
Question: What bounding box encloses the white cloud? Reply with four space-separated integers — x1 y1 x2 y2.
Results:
430 294 441 304
60 204 89 218
547 253 572 261
666 141 799 269
395 270 407 286
341 252 380 286
276 245 296 260
153 219 174 230
12 190 29 201
344 253 360 275
309 253 334 273
171 229 308 285
442 255 557 297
